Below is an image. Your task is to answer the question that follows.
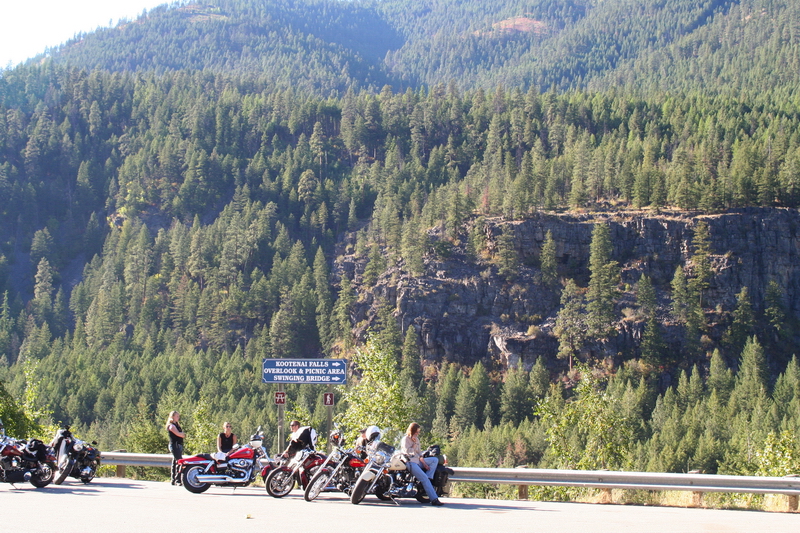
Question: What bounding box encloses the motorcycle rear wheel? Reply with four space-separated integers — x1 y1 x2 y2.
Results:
415 482 443 503
265 467 295 497
54 457 74 485
304 467 332 501
182 465 211 494
30 462 56 488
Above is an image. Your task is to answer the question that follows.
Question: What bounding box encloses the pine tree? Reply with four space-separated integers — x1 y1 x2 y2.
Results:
500 365 532 425
764 280 787 340
496 226 519 281
332 275 355 349
553 279 585 371
723 287 755 355
585 223 618 339
689 220 712 305
451 377 477 436
362 243 385 286
539 230 557 287
312 247 333 353
734 336 769 405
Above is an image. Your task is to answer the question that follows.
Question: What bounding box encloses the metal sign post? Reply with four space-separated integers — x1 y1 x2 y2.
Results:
276 383 285 449
325 385 334 452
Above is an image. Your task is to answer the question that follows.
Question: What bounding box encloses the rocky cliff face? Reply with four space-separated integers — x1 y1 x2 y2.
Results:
334 208 800 372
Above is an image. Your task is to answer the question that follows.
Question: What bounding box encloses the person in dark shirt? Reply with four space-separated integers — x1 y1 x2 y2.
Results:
217 422 238 454
281 420 316 457
165 411 185 485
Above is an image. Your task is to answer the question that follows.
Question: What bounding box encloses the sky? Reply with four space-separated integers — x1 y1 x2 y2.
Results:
1 0 171 68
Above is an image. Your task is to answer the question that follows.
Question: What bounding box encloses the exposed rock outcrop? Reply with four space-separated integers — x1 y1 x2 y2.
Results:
334 208 800 372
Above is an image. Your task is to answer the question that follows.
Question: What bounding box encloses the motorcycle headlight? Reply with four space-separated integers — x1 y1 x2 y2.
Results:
73 442 84 452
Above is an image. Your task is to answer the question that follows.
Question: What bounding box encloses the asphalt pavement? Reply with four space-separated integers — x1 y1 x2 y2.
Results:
2 477 798 532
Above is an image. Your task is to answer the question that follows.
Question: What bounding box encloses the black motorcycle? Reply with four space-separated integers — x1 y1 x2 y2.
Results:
303 428 366 501
51 427 100 485
350 431 452 504
0 418 56 488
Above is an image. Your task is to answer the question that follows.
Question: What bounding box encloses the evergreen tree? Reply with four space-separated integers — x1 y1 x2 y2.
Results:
723 287 755 355
496 226 519 281
689 220 712 304
553 279 585 371
539 230 557 287
332 275 355 349
500 365 531 425
362 243 385 286
764 280 787 340
585 223 618 339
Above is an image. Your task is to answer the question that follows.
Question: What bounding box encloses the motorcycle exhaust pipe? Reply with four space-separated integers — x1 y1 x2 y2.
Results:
195 474 244 483
23 471 32 482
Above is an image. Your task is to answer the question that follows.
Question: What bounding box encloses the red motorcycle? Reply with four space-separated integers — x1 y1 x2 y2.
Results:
0 419 56 488
178 427 276 494
265 446 327 498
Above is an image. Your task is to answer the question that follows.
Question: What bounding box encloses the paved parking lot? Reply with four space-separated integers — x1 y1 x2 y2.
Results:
2 477 798 532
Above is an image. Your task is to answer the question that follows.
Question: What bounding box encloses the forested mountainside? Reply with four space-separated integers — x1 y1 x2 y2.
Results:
1 0 799 487
39 0 800 95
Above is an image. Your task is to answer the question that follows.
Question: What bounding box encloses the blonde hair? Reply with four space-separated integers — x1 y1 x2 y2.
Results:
165 411 179 431
406 422 421 437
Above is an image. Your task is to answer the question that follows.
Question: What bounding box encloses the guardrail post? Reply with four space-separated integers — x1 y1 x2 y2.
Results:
114 449 127 478
788 494 798 512
691 491 704 508
516 465 528 500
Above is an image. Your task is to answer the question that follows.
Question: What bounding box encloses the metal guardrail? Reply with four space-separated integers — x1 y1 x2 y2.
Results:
449 467 800 495
100 451 173 468
99 452 800 510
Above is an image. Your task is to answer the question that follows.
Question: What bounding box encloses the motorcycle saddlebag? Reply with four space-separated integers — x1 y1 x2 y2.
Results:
433 464 454 490
26 439 49 462
3 470 26 483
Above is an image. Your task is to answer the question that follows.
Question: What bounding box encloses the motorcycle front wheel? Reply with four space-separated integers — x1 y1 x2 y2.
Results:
265 467 295 497
30 461 56 488
53 457 74 485
182 465 211 494
304 467 332 501
350 476 370 504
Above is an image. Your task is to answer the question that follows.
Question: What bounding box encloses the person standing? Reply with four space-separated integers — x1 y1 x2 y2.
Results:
217 422 238 454
400 422 443 506
166 411 185 485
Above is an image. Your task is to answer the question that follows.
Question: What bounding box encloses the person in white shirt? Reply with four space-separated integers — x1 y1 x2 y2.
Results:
399 422 443 506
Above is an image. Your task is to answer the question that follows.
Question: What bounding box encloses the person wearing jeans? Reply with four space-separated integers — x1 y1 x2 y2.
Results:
166 411 185 485
399 422 444 506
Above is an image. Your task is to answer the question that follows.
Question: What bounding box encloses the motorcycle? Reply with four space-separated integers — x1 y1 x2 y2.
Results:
350 427 452 505
265 446 327 498
178 426 276 494
303 428 366 501
51 426 100 484
0 418 57 488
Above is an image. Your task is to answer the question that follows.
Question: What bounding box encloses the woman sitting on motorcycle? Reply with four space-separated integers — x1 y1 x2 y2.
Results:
400 422 443 506
217 422 237 454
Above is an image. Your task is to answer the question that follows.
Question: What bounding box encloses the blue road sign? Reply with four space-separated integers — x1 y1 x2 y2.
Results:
262 358 347 384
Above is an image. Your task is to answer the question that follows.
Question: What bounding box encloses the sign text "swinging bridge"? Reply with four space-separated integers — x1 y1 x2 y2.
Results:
262 358 347 384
